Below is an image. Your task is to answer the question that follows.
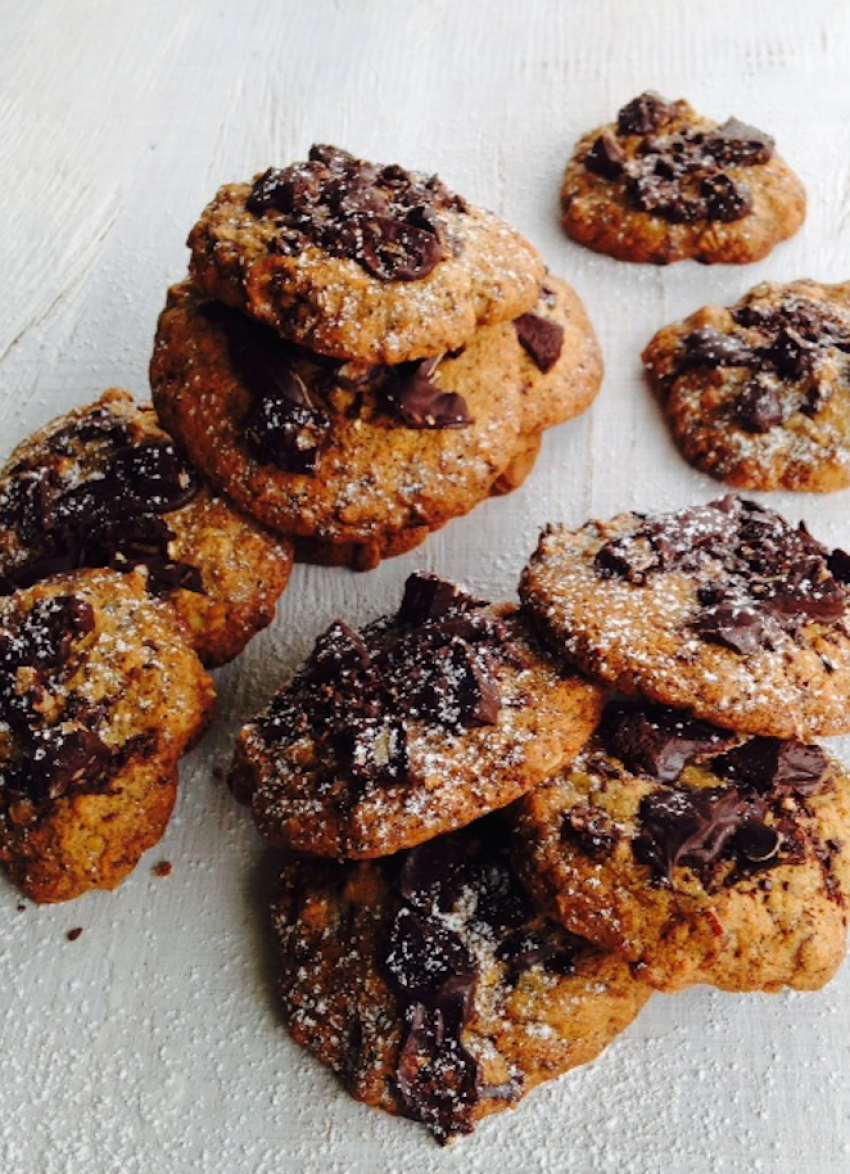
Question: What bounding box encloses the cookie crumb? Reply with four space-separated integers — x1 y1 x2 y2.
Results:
153 860 173 878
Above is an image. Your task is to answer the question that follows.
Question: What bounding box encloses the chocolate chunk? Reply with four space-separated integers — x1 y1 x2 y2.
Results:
695 597 771 655
397 572 480 626
764 326 819 381
514 312 565 373
301 619 373 687
633 786 763 884
360 215 444 282
601 702 738 783
25 724 111 803
381 359 472 430
395 1001 481 1144
406 638 501 730
678 327 759 372
715 738 830 797
585 131 626 179
560 802 622 859
733 379 785 433
496 930 577 977
246 145 465 283
399 835 472 913
385 907 477 1001
701 172 753 222
704 118 775 166
242 391 331 473
617 92 675 136
595 500 739 584
341 716 410 785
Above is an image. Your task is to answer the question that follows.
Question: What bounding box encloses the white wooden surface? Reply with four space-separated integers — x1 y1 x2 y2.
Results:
3 2 850 1171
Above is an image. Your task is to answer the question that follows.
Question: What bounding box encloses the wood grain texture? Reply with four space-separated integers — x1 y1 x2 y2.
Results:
2 1 850 1170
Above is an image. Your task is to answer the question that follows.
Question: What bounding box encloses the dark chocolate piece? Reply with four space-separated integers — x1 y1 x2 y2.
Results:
514 312 565 373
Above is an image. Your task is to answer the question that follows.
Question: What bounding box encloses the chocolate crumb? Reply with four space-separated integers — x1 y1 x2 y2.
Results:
66 927 83 942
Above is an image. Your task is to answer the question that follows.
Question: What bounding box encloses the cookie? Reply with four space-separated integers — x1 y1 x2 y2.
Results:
186 144 545 364
0 568 216 902
272 816 652 1143
0 389 294 667
512 700 850 993
151 282 533 554
231 571 604 858
519 496 850 740
293 431 545 572
643 280 850 491
560 91 805 265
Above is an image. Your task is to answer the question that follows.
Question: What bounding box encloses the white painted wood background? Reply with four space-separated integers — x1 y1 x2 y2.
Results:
3 2 850 1171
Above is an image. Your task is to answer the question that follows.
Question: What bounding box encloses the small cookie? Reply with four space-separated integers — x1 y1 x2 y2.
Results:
0 389 294 667
512 700 850 993
187 144 545 364
231 571 604 857
643 280 850 491
273 816 653 1143
0 569 216 902
151 282 532 553
519 496 850 739
561 91 805 265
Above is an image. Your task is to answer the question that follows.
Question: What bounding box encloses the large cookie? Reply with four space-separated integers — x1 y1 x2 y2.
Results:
561 91 805 265
0 569 216 902
151 282 533 554
0 389 294 667
231 572 604 858
643 280 850 491
519 496 850 739
513 700 850 993
272 816 652 1143
187 144 545 364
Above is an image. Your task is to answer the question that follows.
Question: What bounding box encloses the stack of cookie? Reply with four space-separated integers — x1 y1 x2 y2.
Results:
516 495 850 993
233 497 850 1142
150 144 604 570
229 569 651 1143
0 388 297 901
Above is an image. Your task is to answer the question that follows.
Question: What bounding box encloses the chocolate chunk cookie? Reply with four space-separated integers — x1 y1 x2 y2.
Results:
231 572 604 857
187 144 545 364
519 497 850 739
151 282 534 556
272 816 652 1143
512 700 850 993
0 389 294 667
643 280 850 491
0 569 216 902
561 91 805 264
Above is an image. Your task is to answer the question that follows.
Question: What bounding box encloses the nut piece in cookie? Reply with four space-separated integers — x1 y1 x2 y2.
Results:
512 700 850 993
187 144 545 364
519 496 850 739
231 571 604 857
272 815 652 1143
151 282 535 558
0 569 216 902
561 91 805 264
643 279 850 491
0 389 294 667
